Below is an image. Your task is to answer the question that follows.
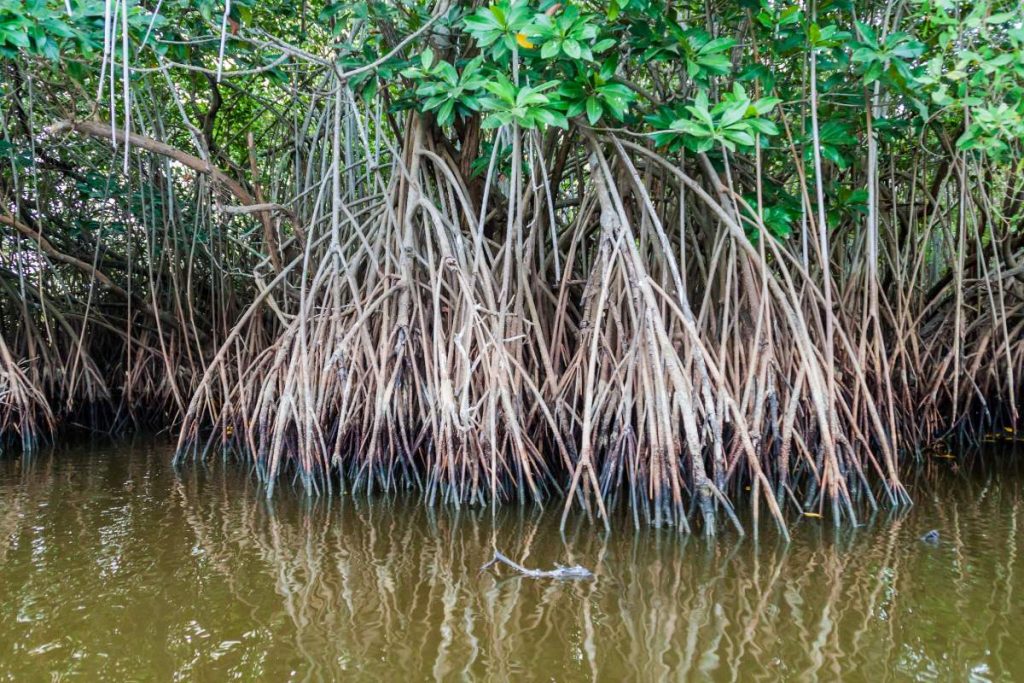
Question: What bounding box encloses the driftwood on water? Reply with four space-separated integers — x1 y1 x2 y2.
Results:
481 551 594 580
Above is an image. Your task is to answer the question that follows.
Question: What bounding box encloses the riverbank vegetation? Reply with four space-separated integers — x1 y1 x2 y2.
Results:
0 0 1022 534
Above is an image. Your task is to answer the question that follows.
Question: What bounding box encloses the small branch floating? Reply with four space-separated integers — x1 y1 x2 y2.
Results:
481 550 594 580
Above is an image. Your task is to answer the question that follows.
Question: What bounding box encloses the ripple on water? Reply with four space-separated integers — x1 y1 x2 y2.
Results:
0 441 1023 680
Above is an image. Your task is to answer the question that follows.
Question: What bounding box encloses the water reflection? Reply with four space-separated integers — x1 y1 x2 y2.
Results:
0 442 1022 681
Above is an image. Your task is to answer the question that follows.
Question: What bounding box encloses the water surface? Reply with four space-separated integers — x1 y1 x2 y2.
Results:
1 441 1022 681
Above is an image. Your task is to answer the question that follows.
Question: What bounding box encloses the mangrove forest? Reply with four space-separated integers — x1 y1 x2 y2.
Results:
1 0 1023 541
5 0 1024 679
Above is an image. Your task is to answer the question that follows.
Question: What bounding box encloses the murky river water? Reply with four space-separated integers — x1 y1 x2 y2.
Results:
1 440 1022 681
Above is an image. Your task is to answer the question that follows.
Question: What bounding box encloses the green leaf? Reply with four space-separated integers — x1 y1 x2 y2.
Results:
719 101 749 128
482 113 509 129
986 12 1016 24
854 20 877 46
586 96 602 125
566 99 586 117
851 46 878 63
865 61 884 84
599 56 618 81
746 118 779 136
690 90 712 123
534 108 569 129
696 54 731 75
752 97 781 115
726 129 756 146
4 29 29 49
699 37 736 55
693 137 716 152
438 99 455 126
484 75 517 103
820 145 848 168
670 118 708 136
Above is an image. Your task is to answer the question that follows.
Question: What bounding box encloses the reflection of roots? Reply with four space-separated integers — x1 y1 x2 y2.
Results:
169 454 1023 680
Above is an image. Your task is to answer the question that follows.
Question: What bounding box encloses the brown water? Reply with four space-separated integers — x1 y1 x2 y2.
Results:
1 440 1022 681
